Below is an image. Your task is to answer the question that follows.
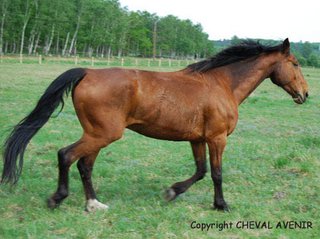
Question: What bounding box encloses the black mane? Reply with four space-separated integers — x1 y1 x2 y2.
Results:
187 40 284 73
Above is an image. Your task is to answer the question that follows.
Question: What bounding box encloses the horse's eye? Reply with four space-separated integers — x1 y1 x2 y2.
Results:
293 62 299 67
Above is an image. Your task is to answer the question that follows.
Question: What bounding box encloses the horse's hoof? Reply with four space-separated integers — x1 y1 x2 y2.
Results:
86 199 109 212
214 202 231 212
47 197 59 209
164 188 177 203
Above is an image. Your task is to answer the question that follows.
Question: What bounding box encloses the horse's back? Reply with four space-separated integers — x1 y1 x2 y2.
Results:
72 68 209 141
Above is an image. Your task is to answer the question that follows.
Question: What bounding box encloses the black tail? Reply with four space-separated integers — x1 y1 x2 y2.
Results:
1 68 87 186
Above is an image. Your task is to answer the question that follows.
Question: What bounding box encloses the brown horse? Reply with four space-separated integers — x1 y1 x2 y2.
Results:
1 39 308 212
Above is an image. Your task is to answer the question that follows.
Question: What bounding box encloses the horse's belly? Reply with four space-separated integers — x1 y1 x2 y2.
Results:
126 124 204 141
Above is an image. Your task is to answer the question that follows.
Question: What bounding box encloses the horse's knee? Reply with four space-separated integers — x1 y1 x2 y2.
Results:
211 171 222 184
77 158 93 179
197 164 207 180
198 172 206 180
58 148 67 162
77 157 84 169
58 147 74 168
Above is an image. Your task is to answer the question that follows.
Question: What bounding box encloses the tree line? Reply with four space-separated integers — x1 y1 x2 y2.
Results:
0 0 215 59
1 0 319 66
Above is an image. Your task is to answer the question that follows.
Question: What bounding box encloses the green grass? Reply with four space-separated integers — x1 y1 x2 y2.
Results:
0 63 319 238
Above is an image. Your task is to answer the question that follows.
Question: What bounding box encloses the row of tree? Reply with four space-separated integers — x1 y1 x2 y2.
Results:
0 0 215 59
1 0 319 65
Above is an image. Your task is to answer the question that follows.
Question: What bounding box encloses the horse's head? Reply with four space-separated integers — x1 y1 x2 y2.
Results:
270 38 309 104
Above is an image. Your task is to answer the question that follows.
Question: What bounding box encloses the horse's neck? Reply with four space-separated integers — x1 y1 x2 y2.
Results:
225 53 280 105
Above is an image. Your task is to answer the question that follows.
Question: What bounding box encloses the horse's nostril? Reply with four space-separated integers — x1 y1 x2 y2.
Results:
306 92 309 98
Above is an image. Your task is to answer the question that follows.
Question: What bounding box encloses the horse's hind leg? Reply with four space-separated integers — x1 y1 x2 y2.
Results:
47 134 112 210
165 141 207 202
47 142 79 209
77 151 109 212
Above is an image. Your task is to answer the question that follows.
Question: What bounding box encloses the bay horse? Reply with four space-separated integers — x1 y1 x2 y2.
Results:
1 39 308 212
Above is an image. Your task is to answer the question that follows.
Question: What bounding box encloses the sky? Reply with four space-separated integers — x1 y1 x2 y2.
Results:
119 0 320 43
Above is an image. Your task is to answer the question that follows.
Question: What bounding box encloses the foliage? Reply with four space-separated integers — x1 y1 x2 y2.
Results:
307 54 319 67
2 1 319 61
301 42 314 59
298 56 307 66
230 35 240 45
0 0 214 59
291 50 307 66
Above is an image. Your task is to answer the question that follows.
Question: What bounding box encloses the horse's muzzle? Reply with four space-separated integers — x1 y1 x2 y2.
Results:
293 92 308 104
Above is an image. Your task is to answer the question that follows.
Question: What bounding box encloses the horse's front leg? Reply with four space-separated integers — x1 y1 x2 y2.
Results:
207 133 230 211
165 141 207 202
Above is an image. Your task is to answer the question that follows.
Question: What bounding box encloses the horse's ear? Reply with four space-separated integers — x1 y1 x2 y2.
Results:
282 38 290 54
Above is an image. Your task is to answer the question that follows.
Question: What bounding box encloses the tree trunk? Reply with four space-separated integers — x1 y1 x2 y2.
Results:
0 12 5 56
27 21 37 55
107 39 113 59
105 45 108 58
0 0 11 56
68 8 82 55
87 18 94 57
33 32 40 55
171 51 176 59
20 19 29 55
101 46 104 58
43 35 48 54
27 0 40 56
117 35 126 59
117 46 122 59
152 21 158 61
73 40 77 55
56 30 59 55
28 34 35 55
88 45 93 57
96 45 99 57
82 42 86 56
5 40 8 53
107 45 111 59
62 32 70 56
11 42 15 54
45 24 55 56
20 0 32 55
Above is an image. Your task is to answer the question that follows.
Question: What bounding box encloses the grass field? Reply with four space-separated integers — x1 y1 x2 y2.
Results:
0 63 319 238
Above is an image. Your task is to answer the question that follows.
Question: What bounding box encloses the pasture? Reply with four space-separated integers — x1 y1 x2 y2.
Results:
0 63 319 238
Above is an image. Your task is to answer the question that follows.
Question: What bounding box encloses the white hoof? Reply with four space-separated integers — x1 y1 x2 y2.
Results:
164 188 177 202
87 199 109 212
